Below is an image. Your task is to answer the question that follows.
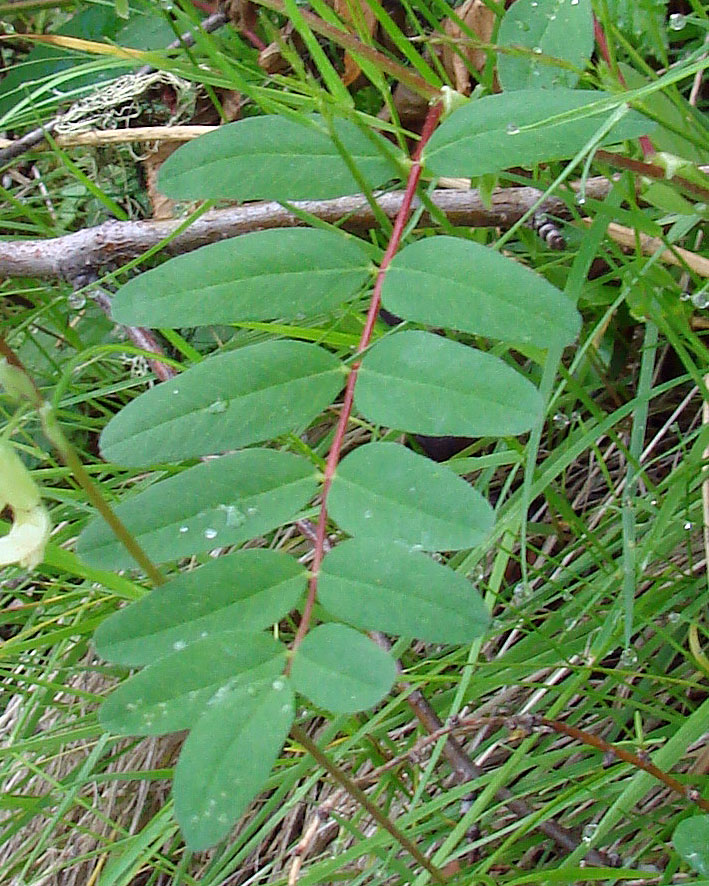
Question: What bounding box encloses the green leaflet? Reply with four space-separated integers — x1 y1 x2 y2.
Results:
382 236 580 348
174 677 295 851
290 624 397 713
94 549 307 666
111 228 372 328
77 449 318 570
356 330 543 437
497 0 594 91
99 341 345 466
319 538 490 643
158 114 403 201
424 88 654 177
99 630 286 735
673 816 709 875
328 442 493 550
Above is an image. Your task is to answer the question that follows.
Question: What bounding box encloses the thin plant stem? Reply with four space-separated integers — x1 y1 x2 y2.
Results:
290 723 448 885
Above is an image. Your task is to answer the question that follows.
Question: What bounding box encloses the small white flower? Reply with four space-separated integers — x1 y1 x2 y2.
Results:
0 441 51 570
0 503 51 569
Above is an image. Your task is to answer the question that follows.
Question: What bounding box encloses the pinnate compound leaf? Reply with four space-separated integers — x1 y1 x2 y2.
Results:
382 236 580 348
95 550 307 666
328 443 493 550
111 229 372 328
77 450 318 570
158 114 402 201
319 538 490 643
424 89 654 177
99 631 286 736
497 0 593 91
290 624 397 712
99 341 345 466
356 331 543 437
673 816 709 875
174 677 295 851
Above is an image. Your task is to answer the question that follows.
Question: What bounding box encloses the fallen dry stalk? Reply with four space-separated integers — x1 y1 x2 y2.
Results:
0 125 218 150
582 218 709 278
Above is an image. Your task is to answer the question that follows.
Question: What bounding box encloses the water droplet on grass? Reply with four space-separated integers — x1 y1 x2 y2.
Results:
506 123 520 135
691 291 709 309
668 12 686 30
582 822 597 842
619 647 638 667
204 527 218 540
173 640 187 651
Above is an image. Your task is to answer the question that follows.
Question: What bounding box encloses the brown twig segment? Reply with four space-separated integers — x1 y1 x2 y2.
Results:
0 177 618 281
90 288 176 382
539 717 709 813
287 101 444 663
136 10 229 76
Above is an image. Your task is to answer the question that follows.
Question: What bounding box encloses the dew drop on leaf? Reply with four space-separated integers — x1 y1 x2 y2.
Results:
204 527 218 540
532 46 542 54
173 640 187 651
272 678 285 691
219 504 244 527
179 526 189 534
67 292 86 310
691 291 709 309
506 123 520 135
668 12 686 30
207 398 228 414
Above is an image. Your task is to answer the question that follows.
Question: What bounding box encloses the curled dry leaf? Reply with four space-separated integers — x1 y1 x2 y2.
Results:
441 0 497 95
334 0 379 86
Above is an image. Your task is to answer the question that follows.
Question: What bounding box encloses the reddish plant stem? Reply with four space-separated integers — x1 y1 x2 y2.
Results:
593 15 654 158
287 101 443 665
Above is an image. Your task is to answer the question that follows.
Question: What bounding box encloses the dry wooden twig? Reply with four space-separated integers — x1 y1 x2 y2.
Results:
0 177 616 282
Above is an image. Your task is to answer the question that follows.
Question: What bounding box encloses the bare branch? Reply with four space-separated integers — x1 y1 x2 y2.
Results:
0 177 614 281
